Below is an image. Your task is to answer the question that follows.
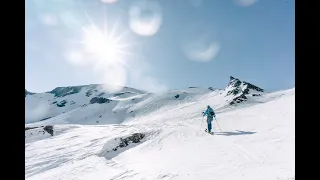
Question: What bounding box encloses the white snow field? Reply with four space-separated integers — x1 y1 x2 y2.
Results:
25 77 295 180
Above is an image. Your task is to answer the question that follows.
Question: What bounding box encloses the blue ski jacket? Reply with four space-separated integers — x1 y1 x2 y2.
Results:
203 107 215 118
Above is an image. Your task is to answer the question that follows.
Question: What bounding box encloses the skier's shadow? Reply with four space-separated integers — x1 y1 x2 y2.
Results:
215 130 256 136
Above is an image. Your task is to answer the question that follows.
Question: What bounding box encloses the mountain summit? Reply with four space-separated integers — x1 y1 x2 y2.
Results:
225 76 264 105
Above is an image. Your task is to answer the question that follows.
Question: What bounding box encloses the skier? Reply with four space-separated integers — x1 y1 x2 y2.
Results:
202 105 216 134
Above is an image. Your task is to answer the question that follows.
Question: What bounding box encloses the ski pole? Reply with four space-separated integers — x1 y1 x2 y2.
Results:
214 117 222 131
200 116 204 131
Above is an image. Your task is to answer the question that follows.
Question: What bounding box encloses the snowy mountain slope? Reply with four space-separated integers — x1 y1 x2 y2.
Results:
25 86 295 180
223 76 265 105
25 84 147 123
25 87 214 127
25 76 266 126
25 89 35 96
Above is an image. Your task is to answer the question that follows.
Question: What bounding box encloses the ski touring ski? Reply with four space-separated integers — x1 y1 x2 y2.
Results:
205 129 214 135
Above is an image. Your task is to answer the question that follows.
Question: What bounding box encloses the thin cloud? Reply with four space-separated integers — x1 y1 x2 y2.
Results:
129 0 163 36
184 42 220 62
181 21 220 62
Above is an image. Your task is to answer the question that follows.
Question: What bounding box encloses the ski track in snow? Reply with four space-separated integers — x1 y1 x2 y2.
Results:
25 87 294 180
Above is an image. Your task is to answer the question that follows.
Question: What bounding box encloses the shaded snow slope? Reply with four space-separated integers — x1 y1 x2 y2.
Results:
25 83 294 180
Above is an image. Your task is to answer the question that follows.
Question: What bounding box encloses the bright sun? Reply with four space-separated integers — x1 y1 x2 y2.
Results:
80 23 129 68
71 17 135 92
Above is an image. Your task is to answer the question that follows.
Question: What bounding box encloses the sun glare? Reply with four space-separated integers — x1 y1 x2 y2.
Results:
81 24 129 67
72 18 134 92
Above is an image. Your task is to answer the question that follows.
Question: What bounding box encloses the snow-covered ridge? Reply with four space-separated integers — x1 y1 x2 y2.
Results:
224 76 265 105
25 84 148 124
25 76 279 126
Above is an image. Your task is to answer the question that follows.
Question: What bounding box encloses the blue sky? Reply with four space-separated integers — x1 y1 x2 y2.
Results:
26 0 295 93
